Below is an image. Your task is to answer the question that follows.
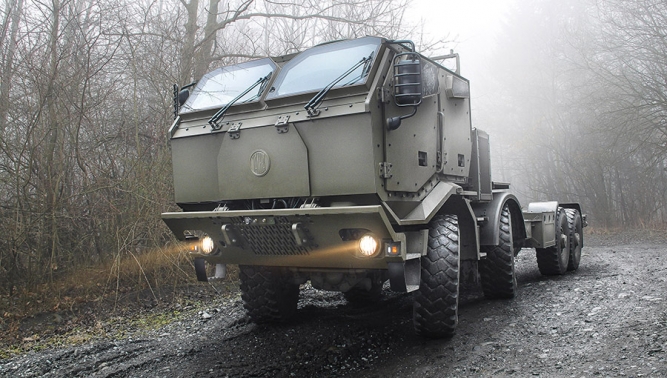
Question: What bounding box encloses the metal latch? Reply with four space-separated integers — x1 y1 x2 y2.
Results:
275 115 290 134
378 87 392 103
228 122 242 139
379 162 393 179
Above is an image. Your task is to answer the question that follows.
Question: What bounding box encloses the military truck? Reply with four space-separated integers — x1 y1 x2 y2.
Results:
162 37 586 338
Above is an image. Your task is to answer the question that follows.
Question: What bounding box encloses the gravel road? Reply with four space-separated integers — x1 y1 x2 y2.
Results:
1 235 666 377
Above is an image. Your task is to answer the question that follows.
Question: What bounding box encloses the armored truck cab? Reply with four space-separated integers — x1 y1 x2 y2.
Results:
162 37 585 338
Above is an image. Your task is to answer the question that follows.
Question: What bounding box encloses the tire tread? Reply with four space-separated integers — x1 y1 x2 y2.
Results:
413 215 459 338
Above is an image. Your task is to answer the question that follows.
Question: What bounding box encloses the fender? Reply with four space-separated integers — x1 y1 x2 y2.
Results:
472 191 526 250
440 195 479 261
527 200 559 214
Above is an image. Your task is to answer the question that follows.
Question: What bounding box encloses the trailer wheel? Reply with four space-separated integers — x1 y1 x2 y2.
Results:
343 276 383 306
479 204 516 299
536 207 570 275
565 208 583 271
413 214 459 338
239 265 300 324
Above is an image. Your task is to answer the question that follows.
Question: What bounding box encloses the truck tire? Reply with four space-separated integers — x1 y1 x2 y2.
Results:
536 207 570 275
478 204 516 299
565 208 583 271
413 214 459 338
239 265 300 324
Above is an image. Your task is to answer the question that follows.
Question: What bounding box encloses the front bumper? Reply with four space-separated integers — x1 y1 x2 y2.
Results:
162 205 405 269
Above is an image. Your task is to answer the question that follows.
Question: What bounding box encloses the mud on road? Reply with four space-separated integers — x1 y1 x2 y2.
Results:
2 234 666 377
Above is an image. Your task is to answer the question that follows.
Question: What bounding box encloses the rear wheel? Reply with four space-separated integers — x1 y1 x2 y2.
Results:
413 214 460 338
536 207 570 275
239 265 300 323
565 208 583 271
479 204 517 299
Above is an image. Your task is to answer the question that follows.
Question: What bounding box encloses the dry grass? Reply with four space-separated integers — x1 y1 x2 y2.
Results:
0 240 243 354
0 241 206 335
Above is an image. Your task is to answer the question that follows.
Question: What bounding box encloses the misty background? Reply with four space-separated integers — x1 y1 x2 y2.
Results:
0 0 665 294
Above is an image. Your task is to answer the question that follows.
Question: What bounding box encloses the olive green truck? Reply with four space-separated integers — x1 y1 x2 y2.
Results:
162 37 586 338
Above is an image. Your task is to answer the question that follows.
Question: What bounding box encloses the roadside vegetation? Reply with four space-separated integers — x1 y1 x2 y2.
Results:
1 0 667 361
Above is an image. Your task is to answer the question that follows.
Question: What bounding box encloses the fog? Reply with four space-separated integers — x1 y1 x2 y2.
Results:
0 0 664 292
411 0 667 227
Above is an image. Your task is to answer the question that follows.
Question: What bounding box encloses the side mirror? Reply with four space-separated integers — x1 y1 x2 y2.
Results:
386 50 422 130
393 52 422 107
178 89 190 106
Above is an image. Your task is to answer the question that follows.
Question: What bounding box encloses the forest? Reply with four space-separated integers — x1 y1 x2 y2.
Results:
0 0 665 299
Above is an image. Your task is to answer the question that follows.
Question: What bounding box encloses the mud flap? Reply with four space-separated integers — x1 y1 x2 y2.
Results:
194 258 208 282
388 257 420 292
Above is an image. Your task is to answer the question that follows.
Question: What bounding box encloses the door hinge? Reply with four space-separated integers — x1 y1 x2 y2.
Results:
378 87 392 103
379 162 393 179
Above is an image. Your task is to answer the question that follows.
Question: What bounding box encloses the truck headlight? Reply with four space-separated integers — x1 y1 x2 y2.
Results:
358 234 379 257
189 235 216 255
200 236 215 254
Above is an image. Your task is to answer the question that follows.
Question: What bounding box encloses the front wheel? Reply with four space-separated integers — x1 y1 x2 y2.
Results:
413 214 460 338
239 265 300 324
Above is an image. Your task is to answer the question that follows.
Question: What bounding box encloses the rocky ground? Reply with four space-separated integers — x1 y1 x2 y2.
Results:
1 231 666 377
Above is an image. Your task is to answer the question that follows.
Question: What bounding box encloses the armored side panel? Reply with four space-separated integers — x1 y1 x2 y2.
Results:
172 133 224 203
438 74 472 179
216 126 310 199
468 129 492 201
384 98 439 192
382 63 472 194
295 113 377 197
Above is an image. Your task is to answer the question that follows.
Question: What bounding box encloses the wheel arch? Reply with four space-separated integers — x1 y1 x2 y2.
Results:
438 195 479 261
472 191 526 253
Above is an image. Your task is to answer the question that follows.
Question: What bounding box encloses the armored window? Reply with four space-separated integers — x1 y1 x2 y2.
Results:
266 37 382 99
181 58 276 114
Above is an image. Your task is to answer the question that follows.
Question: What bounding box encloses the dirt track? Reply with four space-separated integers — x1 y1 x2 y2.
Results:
1 235 666 377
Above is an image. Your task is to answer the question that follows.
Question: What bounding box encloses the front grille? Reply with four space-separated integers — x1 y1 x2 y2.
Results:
230 216 312 256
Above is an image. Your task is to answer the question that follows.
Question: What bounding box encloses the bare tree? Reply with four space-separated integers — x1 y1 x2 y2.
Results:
0 0 422 295
478 0 667 227
175 0 409 84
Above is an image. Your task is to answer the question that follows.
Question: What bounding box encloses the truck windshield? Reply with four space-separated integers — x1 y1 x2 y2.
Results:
181 58 276 114
266 37 382 99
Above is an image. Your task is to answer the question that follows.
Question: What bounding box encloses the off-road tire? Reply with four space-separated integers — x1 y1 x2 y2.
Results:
479 204 517 299
565 208 583 271
239 265 300 324
343 276 383 306
413 214 460 338
536 207 570 275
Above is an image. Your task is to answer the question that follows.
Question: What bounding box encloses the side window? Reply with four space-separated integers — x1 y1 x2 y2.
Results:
422 61 440 97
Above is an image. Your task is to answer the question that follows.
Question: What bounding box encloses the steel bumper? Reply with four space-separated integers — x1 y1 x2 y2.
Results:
162 205 405 269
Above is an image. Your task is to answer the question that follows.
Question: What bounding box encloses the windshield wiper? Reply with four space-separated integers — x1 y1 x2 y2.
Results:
341 54 374 87
304 52 374 117
208 72 273 130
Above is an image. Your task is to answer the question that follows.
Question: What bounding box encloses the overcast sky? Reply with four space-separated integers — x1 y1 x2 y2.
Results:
406 0 515 80
406 0 517 115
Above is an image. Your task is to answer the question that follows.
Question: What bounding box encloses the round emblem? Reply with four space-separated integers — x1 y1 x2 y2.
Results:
250 150 271 177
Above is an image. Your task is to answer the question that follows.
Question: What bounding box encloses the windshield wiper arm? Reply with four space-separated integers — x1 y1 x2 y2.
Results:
208 72 273 130
304 52 374 117
341 54 374 87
